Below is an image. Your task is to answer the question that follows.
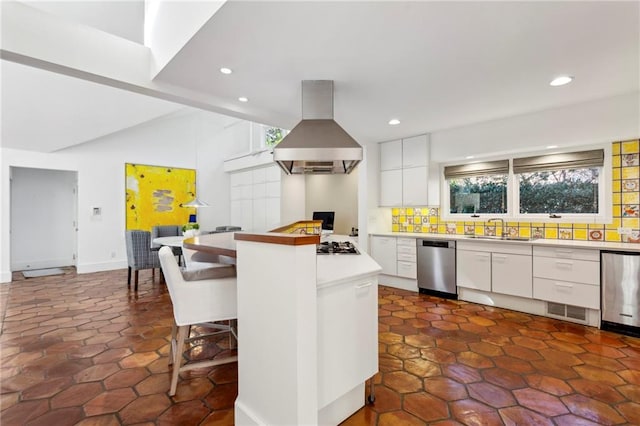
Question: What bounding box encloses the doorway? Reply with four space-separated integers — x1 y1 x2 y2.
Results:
10 167 78 271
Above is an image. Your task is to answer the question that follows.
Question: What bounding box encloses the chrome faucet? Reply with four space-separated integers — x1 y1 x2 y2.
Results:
488 218 505 237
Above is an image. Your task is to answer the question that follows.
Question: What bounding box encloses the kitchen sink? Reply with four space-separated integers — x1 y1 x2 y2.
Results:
466 235 536 242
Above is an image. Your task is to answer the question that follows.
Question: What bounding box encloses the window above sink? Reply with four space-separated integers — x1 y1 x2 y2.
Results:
441 145 612 224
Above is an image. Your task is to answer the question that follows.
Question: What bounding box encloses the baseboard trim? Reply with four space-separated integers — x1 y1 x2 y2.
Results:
77 260 127 274
0 270 11 284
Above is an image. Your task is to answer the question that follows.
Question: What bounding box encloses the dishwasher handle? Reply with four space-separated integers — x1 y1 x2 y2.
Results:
418 239 456 249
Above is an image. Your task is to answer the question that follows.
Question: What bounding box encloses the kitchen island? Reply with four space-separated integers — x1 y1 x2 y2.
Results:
187 229 381 425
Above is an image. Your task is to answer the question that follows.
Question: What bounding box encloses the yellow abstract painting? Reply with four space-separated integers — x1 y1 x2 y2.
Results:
125 163 196 231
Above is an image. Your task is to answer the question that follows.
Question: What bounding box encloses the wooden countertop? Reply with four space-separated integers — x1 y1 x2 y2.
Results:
183 231 320 258
182 232 238 258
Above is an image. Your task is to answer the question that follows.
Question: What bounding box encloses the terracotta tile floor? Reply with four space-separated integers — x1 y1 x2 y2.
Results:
1 269 639 425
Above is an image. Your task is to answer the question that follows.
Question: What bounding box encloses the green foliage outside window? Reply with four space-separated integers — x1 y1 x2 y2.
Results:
519 168 599 214
449 175 508 214
265 127 285 148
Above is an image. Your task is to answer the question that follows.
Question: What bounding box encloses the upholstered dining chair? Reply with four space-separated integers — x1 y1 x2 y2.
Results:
151 224 183 258
125 230 161 291
158 246 238 396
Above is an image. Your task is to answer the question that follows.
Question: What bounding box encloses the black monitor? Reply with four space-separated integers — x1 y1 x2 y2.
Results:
312 211 335 232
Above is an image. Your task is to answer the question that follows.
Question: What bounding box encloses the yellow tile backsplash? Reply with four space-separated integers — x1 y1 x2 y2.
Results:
389 139 640 243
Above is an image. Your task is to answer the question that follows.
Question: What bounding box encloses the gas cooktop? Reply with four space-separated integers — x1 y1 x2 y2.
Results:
316 241 360 255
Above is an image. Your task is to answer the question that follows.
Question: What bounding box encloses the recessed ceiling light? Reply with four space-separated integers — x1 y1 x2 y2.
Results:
220 67 232 75
550 75 573 86
546 145 558 149
388 119 400 126
238 97 248 102
466 156 474 159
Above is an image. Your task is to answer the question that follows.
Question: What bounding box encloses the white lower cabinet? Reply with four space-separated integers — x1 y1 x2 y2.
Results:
532 246 600 309
456 249 491 291
396 238 417 279
533 278 600 310
370 236 397 275
317 276 378 409
492 253 533 298
457 241 532 296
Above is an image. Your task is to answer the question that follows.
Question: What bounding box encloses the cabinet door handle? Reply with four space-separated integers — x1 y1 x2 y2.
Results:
493 254 507 261
355 282 372 289
475 253 491 260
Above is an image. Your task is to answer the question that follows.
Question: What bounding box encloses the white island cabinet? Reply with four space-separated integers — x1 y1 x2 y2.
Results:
235 233 381 426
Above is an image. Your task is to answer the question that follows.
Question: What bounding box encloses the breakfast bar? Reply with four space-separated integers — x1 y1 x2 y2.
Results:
184 227 381 425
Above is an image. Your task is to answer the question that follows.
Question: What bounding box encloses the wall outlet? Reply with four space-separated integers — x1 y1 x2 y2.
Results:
111 251 116 258
618 227 632 235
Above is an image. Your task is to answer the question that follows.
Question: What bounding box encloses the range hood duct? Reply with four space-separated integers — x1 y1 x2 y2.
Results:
273 80 363 175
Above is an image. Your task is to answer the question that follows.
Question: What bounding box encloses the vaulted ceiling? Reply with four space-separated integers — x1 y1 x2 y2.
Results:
2 1 639 153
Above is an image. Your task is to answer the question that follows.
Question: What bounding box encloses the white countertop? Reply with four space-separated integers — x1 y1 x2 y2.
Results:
316 235 382 287
369 232 640 252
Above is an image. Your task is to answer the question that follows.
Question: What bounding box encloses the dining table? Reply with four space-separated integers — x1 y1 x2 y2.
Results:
152 235 187 247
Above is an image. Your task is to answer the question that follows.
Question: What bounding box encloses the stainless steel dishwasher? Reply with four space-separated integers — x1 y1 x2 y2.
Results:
417 239 457 299
601 251 640 337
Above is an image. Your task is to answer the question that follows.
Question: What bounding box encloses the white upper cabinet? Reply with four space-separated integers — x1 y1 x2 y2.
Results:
402 166 428 206
402 135 429 168
380 140 403 170
380 169 403 206
379 134 430 206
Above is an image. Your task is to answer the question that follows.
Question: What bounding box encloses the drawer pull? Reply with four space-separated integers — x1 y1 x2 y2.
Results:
556 261 573 268
555 283 573 293
355 282 372 289
555 282 573 288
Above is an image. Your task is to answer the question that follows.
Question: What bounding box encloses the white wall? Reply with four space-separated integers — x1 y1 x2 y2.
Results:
0 109 242 282
431 92 640 162
305 171 359 236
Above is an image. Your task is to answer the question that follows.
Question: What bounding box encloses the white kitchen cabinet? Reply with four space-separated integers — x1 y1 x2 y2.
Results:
457 241 532 296
240 199 252 232
402 166 429 206
252 167 267 184
396 237 417 279
456 249 491 291
252 182 266 199
532 246 600 309
370 236 397 275
265 198 281 230
252 198 267 231
379 134 430 207
533 278 600 310
402 135 429 168
229 164 281 231
317 276 377 409
380 140 402 171
266 181 281 198
492 253 533 298
380 169 403 206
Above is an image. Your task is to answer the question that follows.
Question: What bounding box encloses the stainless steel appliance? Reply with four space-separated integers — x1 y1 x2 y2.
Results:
316 241 360 255
601 251 640 337
417 239 457 299
273 80 363 175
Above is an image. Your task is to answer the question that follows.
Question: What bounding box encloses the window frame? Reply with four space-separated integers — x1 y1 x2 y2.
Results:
440 144 611 224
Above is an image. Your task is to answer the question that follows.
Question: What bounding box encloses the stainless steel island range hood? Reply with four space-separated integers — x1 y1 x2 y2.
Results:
273 80 362 175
